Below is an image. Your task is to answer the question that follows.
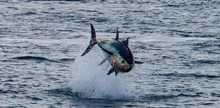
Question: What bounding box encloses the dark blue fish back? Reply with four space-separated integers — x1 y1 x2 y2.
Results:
110 41 134 65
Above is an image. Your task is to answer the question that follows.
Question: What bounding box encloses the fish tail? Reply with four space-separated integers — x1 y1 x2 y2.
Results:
81 23 98 56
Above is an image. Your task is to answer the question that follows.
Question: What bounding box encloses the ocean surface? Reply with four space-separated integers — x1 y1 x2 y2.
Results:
0 0 220 107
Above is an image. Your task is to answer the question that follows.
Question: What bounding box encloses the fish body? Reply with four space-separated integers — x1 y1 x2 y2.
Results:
81 24 141 76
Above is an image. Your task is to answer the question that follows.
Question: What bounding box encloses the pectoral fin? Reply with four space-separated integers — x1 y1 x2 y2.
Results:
99 47 114 55
134 60 144 64
107 68 115 75
98 58 107 65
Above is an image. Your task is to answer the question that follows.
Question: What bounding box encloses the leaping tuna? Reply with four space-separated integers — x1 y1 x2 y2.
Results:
81 24 142 76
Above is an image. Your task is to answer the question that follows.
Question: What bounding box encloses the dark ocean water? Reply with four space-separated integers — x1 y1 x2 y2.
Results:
0 0 220 107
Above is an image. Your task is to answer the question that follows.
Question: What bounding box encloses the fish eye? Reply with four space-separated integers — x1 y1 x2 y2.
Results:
122 60 125 63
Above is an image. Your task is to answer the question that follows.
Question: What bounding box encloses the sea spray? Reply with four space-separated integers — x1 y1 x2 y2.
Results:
69 45 134 100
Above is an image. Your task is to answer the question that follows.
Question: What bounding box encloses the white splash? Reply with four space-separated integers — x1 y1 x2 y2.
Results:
69 45 134 100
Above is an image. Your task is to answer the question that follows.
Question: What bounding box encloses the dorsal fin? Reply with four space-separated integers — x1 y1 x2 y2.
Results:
115 27 119 41
123 38 129 46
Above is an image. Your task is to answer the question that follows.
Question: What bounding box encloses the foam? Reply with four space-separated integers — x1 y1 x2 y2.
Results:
69 45 134 100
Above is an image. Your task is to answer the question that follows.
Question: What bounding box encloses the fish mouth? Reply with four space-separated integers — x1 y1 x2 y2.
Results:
121 65 132 72
108 55 133 72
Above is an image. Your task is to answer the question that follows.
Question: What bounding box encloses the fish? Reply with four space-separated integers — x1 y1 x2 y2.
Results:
81 23 143 76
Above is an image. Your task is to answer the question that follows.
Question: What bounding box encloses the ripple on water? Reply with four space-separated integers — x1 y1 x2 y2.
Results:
11 56 75 63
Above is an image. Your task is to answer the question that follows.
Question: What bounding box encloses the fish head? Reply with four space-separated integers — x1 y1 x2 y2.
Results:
109 54 134 72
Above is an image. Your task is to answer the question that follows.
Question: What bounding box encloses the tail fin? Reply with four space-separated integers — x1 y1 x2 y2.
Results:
81 23 98 56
